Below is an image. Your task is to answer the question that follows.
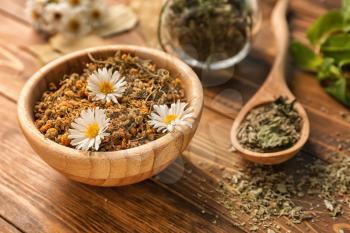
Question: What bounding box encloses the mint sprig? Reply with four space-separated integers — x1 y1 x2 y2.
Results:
291 0 350 106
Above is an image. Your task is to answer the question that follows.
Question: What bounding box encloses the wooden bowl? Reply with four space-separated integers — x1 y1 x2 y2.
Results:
17 45 203 187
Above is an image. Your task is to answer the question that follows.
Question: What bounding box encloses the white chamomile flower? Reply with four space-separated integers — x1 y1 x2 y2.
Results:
68 107 110 151
60 8 91 37
43 3 68 33
148 100 194 133
87 67 127 104
26 0 45 28
87 1 108 28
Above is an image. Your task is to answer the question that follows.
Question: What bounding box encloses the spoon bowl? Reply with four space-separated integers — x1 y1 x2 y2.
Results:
231 92 310 164
230 0 310 164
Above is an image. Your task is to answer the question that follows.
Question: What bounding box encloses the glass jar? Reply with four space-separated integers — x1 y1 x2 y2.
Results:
158 0 261 70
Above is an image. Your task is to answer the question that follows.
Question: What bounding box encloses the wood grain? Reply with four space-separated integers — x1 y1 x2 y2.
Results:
0 0 348 232
0 218 21 233
1 96 245 233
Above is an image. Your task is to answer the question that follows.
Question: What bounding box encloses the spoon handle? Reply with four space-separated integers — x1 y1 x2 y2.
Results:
265 0 290 90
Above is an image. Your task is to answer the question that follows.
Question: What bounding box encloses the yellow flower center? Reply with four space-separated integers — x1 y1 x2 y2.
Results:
31 10 40 20
85 123 100 139
99 81 114 94
68 19 81 32
69 0 81 6
91 10 101 20
163 114 177 125
53 12 62 21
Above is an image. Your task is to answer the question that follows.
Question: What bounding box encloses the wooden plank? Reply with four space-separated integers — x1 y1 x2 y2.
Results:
202 75 350 162
0 11 43 47
151 111 350 232
0 0 348 174
0 0 30 24
0 42 39 101
0 96 246 232
0 0 348 232
0 0 347 173
0 6 349 136
0 217 21 233
0 9 145 100
2 90 350 232
0 93 348 232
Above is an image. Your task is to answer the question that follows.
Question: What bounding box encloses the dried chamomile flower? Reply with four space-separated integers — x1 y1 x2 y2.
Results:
87 67 127 104
68 107 110 151
148 100 194 133
34 52 187 151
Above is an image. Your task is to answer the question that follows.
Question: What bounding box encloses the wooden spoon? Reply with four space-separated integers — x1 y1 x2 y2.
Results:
230 0 310 165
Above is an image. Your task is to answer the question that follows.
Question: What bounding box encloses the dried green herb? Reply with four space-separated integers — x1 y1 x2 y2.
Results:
237 97 302 153
218 154 350 226
161 0 252 63
33 51 186 151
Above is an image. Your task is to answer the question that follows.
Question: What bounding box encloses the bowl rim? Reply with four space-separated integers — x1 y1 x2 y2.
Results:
17 45 203 160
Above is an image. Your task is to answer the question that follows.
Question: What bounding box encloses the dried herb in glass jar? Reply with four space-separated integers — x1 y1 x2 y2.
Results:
237 97 302 153
161 0 253 63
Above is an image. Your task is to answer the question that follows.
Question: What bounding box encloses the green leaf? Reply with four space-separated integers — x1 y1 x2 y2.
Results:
321 33 350 52
343 0 350 9
290 41 323 71
318 58 342 80
307 11 344 46
325 78 350 106
342 0 350 24
293 2 350 107
323 50 350 64
339 59 350 68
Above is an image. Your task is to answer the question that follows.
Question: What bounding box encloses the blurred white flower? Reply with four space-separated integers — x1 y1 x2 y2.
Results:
26 0 45 29
87 1 108 28
87 67 127 103
42 3 68 33
26 0 109 37
60 8 91 37
148 100 194 133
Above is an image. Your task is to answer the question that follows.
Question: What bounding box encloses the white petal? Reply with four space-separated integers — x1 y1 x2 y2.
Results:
87 67 127 103
68 107 110 151
94 136 101 150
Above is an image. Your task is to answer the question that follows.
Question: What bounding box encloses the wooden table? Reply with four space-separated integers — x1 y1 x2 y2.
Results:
0 0 349 232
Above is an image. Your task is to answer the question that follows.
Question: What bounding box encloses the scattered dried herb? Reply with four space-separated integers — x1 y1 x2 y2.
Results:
160 0 252 63
237 97 302 153
218 153 350 226
33 51 186 151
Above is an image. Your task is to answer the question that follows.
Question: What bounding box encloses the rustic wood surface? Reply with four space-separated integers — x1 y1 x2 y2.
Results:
0 0 349 232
